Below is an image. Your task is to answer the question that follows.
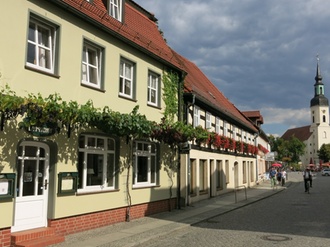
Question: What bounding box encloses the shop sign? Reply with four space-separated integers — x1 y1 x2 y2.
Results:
25 122 58 137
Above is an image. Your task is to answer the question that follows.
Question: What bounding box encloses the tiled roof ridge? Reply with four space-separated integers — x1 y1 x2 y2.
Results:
59 0 182 69
286 125 311 131
242 110 261 115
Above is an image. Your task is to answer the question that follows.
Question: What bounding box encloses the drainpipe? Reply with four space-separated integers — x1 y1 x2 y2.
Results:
177 72 187 209
254 132 259 185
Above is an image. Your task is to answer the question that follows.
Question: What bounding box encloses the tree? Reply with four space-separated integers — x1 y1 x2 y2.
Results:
269 135 305 164
318 143 330 162
284 136 305 164
268 135 285 160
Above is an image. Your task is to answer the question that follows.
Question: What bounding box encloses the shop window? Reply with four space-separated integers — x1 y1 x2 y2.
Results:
199 159 207 192
133 141 159 187
78 134 117 192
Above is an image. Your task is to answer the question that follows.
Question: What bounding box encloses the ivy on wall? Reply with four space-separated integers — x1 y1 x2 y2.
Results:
0 82 260 155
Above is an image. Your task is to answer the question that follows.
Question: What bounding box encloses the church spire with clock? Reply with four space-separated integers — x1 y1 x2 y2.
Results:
310 55 330 165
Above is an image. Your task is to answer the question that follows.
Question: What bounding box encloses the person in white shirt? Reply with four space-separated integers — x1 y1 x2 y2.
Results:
281 169 287 186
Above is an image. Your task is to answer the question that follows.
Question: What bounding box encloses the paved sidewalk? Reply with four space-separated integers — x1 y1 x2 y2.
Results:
51 177 295 247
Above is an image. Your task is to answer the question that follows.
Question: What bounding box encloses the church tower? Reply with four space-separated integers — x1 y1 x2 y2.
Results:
310 56 330 164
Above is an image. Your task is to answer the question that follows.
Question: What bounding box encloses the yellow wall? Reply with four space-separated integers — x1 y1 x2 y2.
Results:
0 0 178 226
0 0 166 122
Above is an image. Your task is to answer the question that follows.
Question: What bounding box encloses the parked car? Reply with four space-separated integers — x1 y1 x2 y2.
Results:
321 169 330 176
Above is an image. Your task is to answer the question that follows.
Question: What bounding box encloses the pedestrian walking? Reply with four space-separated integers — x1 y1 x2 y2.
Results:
269 167 277 188
276 169 282 185
281 169 287 186
303 167 313 192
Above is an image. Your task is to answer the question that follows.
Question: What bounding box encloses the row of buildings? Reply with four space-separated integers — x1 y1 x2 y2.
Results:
0 1 270 246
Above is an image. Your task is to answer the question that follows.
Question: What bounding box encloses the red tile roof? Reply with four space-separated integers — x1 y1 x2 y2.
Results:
172 50 258 132
53 0 258 132
281 125 312 142
55 0 183 70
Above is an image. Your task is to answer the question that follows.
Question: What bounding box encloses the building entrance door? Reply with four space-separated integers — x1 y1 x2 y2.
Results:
12 142 49 232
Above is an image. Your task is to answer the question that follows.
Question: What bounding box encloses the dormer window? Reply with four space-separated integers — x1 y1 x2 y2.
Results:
109 0 123 21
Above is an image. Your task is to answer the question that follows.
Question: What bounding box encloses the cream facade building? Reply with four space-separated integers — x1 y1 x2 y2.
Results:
0 1 183 246
0 1 269 246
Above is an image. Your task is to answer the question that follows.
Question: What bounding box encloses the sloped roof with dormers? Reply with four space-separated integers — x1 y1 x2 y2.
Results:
50 0 183 71
242 111 264 125
172 50 258 133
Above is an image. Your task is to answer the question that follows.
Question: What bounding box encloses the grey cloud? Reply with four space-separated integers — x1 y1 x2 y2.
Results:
135 0 330 135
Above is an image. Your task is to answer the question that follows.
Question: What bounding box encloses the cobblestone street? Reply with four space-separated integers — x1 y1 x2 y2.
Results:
135 172 330 247
51 172 330 247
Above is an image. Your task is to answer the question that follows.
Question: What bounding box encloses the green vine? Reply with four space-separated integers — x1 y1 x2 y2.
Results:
162 71 179 124
0 85 259 155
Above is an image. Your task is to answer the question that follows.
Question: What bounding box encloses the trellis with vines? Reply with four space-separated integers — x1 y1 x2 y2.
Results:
0 80 263 155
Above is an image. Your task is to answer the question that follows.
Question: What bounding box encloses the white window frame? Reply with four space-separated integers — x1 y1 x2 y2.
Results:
206 112 211 130
119 59 134 99
194 106 200 127
215 117 220 134
147 71 160 107
223 121 228 136
233 125 236 140
133 141 158 188
81 41 102 89
78 135 116 193
109 0 122 21
26 16 56 73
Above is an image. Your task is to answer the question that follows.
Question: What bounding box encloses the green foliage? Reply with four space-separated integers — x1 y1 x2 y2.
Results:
0 85 24 119
0 85 260 152
162 71 179 124
151 118 196 146
193 126 209 145
318 143 330 162
93 106 155 139
272 135 305 164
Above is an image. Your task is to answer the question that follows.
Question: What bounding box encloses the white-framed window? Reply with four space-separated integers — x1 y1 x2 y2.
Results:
26 15 58 74
233 125 236 140
81 41 103 88
133 141 158 187
78 135 116 192
215 117 220 134
109 0 122 21
206 112 211 130
223 121 228 136
119 58 135 99
147 71 160 107
194 106 200 127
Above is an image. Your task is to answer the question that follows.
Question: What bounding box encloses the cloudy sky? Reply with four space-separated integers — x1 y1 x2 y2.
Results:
134 0 330 137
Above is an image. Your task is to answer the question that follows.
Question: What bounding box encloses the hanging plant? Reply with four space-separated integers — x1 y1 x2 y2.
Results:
0 85 24 130
92 105 155 139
